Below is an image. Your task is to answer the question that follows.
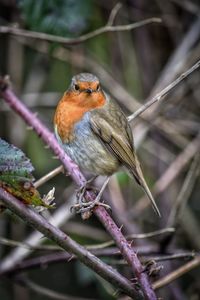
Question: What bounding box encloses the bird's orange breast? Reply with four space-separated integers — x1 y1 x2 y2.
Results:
54 90 106 143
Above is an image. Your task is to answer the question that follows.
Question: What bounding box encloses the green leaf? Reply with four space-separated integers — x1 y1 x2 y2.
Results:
0 139 48 207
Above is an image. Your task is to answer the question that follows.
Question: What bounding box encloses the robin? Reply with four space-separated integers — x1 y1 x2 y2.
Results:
54 73 160 216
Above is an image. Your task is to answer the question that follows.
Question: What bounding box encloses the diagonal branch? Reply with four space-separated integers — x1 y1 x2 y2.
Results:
0 187 139 299
167 153 200 227
127 59 200 122
0 79 157 299
153 255 200 290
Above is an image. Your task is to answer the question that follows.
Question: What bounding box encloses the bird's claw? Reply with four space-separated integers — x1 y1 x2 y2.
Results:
76 185 98 201
71 187 111 219
71 177 111 219
70 200 111 214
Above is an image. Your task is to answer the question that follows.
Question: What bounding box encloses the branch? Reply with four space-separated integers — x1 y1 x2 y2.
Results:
167 153 200 227
34 165 63 188
87 228 175 249
106 3 122 26
0 228 174 251
1 246 195 277
131 133 200 216
0 79 157 299
0 18 161 46
0 187 139 299
128 59 200 122
153 255 200 290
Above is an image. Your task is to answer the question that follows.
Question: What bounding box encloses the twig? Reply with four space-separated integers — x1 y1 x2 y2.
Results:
106 250 196 266
0 79 157 299
180 207 200 250
127 59 200 122
34 165 64 188
0 187 139 299
149 252 196 263
152 16 200 91
0 236 61 250
131 133 200 216
153 255 200 290
126 228 175 240
1 246 195 277
107 3 122 26
0 19 161 45
87 228 175 250
167 153 200 227
0 228 174 251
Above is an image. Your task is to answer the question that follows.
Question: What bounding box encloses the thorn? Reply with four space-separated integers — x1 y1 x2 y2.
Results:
0 75 11 91
26 126 33 130
119 224 124 232
52 156 59 160
130 277 138 283
67 255 74 262
113 289 120 297
129 239 134 247
33 112 38 117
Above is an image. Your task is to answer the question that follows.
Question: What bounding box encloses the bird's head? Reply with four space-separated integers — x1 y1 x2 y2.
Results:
70 73 101 95
62 73 106 109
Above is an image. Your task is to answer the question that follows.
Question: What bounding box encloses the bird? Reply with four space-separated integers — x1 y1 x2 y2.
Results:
54 73 160 217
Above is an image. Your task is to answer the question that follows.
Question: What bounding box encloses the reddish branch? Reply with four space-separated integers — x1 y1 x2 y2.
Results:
0 79 157 299
0 187 139 299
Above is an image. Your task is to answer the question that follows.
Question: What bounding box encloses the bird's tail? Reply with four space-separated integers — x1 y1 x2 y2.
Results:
130 157 161 217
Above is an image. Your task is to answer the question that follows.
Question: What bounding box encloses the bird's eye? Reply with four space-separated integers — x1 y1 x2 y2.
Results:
96 84 100 91
74 84 80 91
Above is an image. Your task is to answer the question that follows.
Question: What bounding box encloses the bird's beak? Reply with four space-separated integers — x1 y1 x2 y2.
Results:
85 88 93 94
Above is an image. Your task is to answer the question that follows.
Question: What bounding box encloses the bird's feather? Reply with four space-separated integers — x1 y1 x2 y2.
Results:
90 104 161 217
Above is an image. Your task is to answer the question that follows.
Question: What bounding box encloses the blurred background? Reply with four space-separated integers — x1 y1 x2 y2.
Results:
0 0 200 299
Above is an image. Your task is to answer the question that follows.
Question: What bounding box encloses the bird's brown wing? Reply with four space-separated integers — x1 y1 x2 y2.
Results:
90 112 161 216
89 113 138 175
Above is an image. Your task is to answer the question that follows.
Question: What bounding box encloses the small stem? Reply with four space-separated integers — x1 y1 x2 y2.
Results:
35 165 63 188
128 59 200 122
0 18 161 46
153 255 200 290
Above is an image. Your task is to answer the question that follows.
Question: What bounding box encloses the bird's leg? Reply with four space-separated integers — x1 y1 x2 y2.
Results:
88 176 111 209
71 177 111 215
76 175 98 201
70 176 98 213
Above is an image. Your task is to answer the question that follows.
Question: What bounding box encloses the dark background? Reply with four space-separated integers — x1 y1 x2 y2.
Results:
0 0 200 299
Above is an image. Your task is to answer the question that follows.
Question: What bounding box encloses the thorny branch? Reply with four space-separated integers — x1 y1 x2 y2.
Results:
0 80 156 299
0 187 140 299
